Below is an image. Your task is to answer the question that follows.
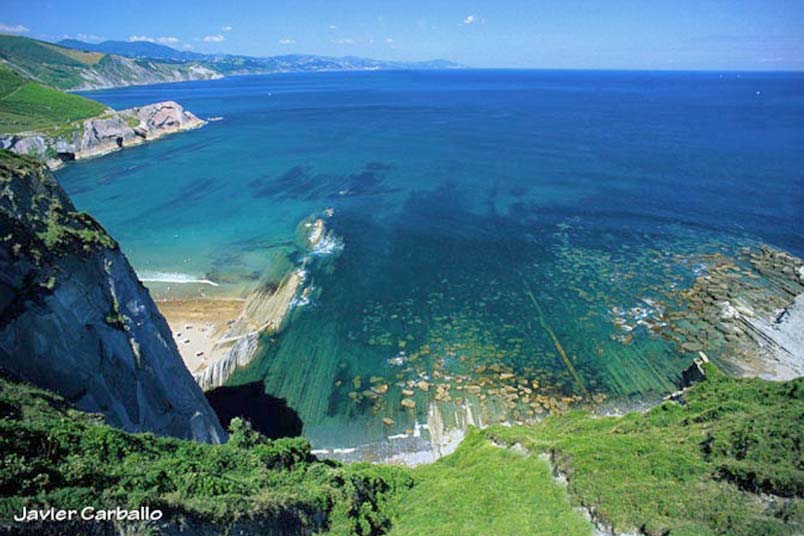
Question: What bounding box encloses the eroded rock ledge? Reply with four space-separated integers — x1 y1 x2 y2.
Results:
670 245 804 380
0 101 205 169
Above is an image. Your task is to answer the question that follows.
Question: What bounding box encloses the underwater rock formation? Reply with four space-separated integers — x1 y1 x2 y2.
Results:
193 268 305 391
192 215 340 392
0 151 224 442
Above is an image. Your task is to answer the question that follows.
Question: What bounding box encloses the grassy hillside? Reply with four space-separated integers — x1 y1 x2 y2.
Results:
0 64 106 135
481 363 804 536
1 359 801 534
0 371 412 534
389 430 593 535
0 35 219 92
0 35 98 90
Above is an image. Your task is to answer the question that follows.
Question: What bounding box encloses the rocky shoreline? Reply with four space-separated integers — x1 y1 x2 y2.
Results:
154 216 340 392
669 245 804 380
320 244 804 466
0 101 205 169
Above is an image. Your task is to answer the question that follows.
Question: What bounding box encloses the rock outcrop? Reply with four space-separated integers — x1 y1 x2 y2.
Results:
1 101 205 169
0 151 225 442
671 245 804 380
72 56 221 91
193 269 305 392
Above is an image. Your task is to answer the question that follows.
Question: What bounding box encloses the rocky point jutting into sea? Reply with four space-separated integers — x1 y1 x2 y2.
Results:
0 101 205 169
159 215 343 392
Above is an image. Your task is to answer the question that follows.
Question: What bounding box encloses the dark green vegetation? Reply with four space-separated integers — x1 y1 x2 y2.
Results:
483 363 804 536
0 373 413 534
0 63 106 134
0 151 115 263
1 349 801 534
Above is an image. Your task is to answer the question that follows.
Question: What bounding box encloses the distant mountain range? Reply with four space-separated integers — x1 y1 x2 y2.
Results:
58 39 207 62
57 38 462 76
0 35 461 92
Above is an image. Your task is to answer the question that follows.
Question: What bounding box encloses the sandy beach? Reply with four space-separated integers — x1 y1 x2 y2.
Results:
156 299 245 374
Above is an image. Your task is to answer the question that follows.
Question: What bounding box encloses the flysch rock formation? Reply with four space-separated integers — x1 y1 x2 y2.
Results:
0 151 225 443
194 268 306 392
72 56 221 91
673 245 804 380
0 101 205 169
192 217 337 392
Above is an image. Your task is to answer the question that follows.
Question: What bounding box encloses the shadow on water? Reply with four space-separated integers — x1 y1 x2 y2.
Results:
249 161 400 201
205 382 304 439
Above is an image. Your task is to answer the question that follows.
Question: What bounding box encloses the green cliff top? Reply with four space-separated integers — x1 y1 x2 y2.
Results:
0 62 106 135
0 372 412 534
0 150 116 262
0 360 801 534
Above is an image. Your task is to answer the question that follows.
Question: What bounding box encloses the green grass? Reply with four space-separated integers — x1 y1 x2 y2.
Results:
0 64 106 135
0 35 91 89
485 363 804 535
0 374 413 534
0 356 802 534
389 430 593 536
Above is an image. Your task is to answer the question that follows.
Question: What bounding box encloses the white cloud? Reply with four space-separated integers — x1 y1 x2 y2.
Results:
334 38 355 45
463 15 478 25
278 38 295 45
222 25 233 32
385 37 394 44
62 33 105 43
328 25 338 30
129 35 179 45
203 34 225 43
0 23 30 34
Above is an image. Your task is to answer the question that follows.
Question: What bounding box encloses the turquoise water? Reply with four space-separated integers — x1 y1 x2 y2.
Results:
58 70 804 449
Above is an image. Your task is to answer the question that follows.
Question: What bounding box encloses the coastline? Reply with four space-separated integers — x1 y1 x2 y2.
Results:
146 232 804 466
0 100 206 170
156 298 245 375
153 216 339 392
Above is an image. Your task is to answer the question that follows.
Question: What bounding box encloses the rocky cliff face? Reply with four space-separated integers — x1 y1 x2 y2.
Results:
0 151 225 442
1 101 205 168
73 55 221 91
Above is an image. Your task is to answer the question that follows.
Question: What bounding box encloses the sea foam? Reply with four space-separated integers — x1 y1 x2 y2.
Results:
138 271 220 287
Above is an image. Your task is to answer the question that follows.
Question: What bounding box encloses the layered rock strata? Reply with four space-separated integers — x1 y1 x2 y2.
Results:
1 101 205 169
0 151 225 442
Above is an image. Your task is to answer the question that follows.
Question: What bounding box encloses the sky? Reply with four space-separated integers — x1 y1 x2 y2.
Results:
2 0 804 70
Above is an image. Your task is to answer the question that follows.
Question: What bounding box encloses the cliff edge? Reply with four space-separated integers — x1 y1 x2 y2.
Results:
0 150 225 442
1 101 205 169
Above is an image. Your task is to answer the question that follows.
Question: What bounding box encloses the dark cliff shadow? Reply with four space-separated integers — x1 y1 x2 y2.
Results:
205 382 303 439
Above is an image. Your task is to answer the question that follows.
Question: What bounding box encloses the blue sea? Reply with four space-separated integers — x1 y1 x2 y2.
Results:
58 70 804 450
